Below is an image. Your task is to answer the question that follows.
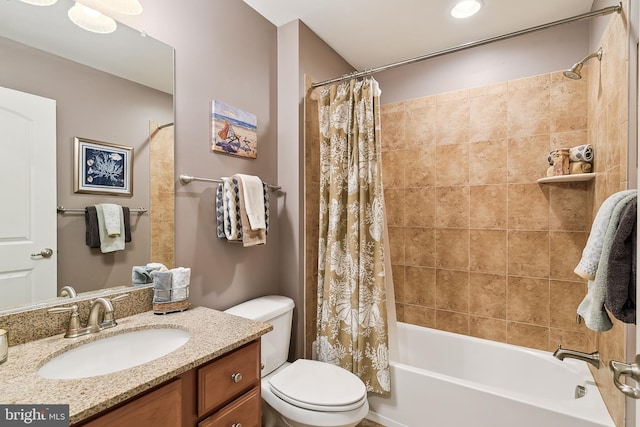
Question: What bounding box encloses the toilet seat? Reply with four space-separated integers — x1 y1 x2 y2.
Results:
268 359 367 412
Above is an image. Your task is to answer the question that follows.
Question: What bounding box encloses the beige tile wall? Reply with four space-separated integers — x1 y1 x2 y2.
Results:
381 73 593 352
149 121 175 269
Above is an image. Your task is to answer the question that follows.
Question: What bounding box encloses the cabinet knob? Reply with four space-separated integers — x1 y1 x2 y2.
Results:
231 372 243 383
231 424 242 427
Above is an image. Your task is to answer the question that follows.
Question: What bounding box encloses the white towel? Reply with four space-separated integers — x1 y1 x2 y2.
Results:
236 174 266 230
147 262 168 272
95 204 125 253
170 267 190 301
171 267 191 288
100 204 122 237
574 189 636 279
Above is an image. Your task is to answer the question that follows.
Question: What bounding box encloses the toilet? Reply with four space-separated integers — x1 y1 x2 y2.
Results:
224 295 369 427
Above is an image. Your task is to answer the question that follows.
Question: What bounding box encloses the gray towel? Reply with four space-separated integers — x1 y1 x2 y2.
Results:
605 200 637 324
575 190 637 279
151 270 172 302
132 266 154 285
85 206 100 248
123 207 132 243
577 192 637 331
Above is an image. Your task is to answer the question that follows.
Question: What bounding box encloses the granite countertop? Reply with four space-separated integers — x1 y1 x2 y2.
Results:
0 306 272 424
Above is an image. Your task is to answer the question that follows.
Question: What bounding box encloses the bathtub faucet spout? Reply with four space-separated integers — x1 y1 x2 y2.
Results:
553 344 600 369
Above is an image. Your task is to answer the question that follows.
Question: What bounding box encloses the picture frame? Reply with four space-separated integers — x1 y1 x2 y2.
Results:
210 100 258 159
74 137 133 196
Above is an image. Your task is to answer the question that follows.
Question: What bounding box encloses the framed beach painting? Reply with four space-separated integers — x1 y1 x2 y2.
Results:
74 137 133 196
211 100 258 159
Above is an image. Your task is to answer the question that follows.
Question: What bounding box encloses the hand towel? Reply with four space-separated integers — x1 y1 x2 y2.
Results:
576 279 613 331
132 266 153 285
215 183 226 239
236 174 266 230
605 200 637 324
551 148 569 176
236 176 266 246
151 270 172 302
171 267 191 288
569 144 594 163
222 177 242 241
95 204 125 253
570 161 593 174
132 263 168 285
147 262 168 272
85 206 100 248
262 181 270 234
170 267 190 301
574 189 636 279
100 204 122 237
577 192 637 331
123 207 132 243
547 144 594 165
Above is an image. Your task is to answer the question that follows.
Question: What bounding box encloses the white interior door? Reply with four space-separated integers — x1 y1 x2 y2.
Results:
0 86 57 309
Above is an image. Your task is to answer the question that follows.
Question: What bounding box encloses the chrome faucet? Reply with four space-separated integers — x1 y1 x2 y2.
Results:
48 294 128 338
553 344 600 369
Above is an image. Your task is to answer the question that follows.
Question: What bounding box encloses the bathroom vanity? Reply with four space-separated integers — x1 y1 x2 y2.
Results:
0 306 271 426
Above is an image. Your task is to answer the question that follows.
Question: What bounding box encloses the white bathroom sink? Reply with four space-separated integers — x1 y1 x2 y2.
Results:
38 328 191 379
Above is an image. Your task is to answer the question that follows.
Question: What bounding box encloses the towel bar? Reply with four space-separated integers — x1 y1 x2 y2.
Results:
179 174 281 192
57 206 148 214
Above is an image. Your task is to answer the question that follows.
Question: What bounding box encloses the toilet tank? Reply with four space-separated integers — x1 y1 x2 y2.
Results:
224 295 295 376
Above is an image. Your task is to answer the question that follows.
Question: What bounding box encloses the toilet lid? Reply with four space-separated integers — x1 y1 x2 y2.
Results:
268 359 367 412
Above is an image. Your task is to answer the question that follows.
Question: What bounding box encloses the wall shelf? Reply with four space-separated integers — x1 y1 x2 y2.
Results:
537 173 595 184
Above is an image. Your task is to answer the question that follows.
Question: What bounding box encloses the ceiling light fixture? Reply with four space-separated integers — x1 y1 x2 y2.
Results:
18 0 58 5
99 0 143 15
451 0 483 19
68 2 117 34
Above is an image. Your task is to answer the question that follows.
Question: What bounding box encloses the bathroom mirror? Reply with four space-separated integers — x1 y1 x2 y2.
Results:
0 0 174 313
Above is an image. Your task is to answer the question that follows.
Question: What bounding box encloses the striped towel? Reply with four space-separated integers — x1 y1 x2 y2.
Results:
216 178 270 242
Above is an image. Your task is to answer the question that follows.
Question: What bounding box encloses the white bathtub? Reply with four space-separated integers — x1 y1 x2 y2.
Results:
367 322 615 427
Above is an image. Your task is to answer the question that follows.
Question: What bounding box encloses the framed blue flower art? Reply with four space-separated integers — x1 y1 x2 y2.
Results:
73 137 133 196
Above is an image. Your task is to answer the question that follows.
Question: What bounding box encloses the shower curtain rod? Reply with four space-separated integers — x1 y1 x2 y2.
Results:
310 3 622 88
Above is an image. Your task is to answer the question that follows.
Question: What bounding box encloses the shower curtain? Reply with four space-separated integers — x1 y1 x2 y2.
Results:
316 77 391 395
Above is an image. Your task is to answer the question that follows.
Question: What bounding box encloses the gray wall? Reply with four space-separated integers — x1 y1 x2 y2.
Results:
93 0 281 310
376 21 590 103
277 20 354 358
0 36 172 294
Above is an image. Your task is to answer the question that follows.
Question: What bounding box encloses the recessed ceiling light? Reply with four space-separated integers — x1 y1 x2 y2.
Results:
451 0 483 19
68 2 117 34
18 0 58 5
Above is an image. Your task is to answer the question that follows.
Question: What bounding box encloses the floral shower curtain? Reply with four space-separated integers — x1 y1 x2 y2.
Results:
316 77 391 395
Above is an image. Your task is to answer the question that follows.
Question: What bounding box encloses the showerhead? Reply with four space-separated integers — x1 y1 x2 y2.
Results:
563 64 584 80
563 48 603 80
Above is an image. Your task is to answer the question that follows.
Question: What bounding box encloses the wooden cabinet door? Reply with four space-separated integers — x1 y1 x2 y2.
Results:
82 379 182 427
198 387 260 427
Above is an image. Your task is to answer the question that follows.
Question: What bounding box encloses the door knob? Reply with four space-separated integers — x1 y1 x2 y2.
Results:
610 354 640 399
31 248 53 258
